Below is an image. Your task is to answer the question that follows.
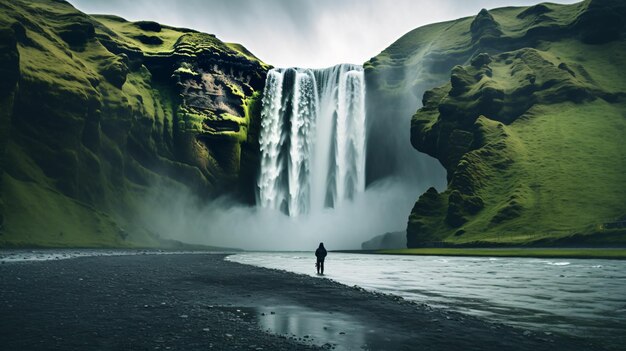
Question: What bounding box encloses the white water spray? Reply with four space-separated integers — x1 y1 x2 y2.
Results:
258 70 285 210
257 64 366 216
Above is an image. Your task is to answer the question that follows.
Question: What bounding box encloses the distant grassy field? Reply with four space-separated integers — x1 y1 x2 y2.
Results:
375 248 626 260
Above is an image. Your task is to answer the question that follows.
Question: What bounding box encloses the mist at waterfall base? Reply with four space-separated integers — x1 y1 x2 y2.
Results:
142 176 421 250
141 64 446 251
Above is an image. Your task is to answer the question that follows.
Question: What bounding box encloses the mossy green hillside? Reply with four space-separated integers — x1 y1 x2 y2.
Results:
0 0 267 247
364 0 625 181
380 0 626 246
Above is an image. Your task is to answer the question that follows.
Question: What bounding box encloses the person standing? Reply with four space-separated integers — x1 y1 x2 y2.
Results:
315 242 327 275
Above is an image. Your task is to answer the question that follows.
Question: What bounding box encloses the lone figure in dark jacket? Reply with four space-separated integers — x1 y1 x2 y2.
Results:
315 242 327 275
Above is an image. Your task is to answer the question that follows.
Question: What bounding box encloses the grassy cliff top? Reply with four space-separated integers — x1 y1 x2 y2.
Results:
366 0 623 96
91 13 267 67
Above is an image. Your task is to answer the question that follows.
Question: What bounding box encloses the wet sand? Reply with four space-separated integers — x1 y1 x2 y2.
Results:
0 253 605 350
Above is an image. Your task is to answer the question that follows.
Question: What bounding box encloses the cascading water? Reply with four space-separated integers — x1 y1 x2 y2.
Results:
146 64 445 250
257 64 366 216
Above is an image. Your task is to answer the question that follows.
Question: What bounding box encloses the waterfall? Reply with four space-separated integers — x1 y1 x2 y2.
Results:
257 64 366 216
257 69 285 210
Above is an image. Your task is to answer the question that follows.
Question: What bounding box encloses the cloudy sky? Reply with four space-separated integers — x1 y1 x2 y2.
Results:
69 0 579 68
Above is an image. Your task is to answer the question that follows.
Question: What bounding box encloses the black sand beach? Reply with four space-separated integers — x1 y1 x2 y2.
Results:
0 253 605 350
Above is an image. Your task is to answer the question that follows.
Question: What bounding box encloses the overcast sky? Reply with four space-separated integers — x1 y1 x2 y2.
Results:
69 0 579 68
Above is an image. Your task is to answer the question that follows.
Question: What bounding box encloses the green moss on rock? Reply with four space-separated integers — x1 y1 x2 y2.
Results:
0 0 268 248
470 9 503 44
366 0 626 247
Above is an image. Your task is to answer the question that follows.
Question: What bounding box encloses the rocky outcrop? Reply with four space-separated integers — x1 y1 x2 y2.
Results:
361 231 407 250
412 48 599 177
470 9 503 44
0 0 267 247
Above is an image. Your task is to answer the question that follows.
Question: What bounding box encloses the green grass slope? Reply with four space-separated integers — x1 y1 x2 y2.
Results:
366 0 626 247
0 0 267 247
378 248 626 260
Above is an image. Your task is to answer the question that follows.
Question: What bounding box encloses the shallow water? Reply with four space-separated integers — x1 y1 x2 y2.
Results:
0 249 213 263
227 252 626 348
216 305 370 350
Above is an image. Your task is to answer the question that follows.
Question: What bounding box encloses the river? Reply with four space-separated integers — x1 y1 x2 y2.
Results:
227 252 626 348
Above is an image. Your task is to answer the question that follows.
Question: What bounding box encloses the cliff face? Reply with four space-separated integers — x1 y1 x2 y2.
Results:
367 0 626 246
0 0 267 247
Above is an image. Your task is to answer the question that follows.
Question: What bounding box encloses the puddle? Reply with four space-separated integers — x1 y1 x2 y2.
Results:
216 305 373 350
